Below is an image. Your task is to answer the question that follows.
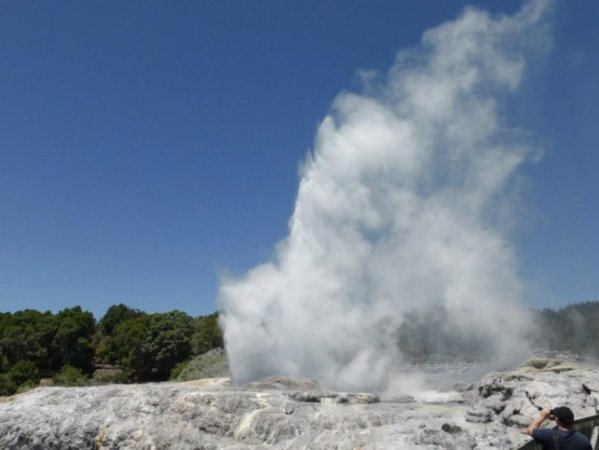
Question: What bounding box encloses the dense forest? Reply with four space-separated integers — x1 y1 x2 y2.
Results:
1 301 598 396
0 304 223 396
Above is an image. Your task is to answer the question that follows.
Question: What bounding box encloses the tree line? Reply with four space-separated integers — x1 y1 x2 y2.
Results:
0 304 223 396
530 301 599 357
2 300 598 396
398 300 599 363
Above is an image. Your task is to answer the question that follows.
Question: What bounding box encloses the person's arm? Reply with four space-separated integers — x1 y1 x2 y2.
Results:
526 408 551 437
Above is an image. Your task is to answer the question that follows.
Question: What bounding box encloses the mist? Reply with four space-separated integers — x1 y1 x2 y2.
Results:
220 0 552 392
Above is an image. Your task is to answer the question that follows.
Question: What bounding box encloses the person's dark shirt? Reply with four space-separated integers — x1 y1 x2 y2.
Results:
532 427 592 450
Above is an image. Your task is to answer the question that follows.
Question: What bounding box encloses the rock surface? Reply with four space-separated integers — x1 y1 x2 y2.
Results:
2 356 599 449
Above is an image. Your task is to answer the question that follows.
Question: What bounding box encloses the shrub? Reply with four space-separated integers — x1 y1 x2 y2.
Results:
16 380 38 394
9 360 40 387
52 365 90 386
0 373 16 396
170 360 189 380
93 368 128 384
171 348 230 381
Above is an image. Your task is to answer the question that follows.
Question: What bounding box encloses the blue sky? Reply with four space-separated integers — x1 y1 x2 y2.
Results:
0 0 597 319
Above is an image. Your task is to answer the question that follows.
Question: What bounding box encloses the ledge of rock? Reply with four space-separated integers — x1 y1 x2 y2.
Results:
2 357 599 449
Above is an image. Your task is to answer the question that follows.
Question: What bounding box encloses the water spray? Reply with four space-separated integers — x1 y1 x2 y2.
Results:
220 0 552 391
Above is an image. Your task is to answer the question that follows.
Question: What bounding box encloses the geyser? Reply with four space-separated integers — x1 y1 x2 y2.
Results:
220 0 552 392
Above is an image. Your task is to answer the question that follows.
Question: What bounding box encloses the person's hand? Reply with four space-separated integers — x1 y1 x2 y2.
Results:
527 406 552 436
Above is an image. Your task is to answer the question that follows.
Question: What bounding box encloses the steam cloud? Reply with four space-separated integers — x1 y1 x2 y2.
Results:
220 0 552 392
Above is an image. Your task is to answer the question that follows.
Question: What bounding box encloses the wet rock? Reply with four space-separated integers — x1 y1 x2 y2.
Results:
386 394 416 403
503 373 533 382
522 358 561 370
347 392 380 404
287 391 335 403
441 423 462 434
414 426 477 449
286 390 379 404
477 378 513 400
243 376 320 391
466 406 493 423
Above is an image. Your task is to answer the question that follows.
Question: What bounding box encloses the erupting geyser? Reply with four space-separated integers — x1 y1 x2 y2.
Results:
220 0 552 392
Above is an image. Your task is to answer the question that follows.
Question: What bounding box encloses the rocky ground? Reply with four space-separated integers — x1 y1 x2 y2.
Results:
1 354 598 449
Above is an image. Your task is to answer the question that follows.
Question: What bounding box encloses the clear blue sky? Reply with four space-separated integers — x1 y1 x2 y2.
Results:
0 0 597 319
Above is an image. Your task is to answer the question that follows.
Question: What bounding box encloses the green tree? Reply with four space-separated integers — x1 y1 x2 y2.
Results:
98 304 144 335
96 304 145 364
0 374 16 396
0 361 40 396
0 310 57 370
9 360 40 386
191 312 224 356
119 311 195 381
111 314 151 376
51 307 96 374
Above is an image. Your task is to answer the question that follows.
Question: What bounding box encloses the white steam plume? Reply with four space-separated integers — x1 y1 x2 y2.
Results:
220 0 552 392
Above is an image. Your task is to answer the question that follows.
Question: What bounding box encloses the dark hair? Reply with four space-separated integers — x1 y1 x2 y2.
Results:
551 406 575 427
